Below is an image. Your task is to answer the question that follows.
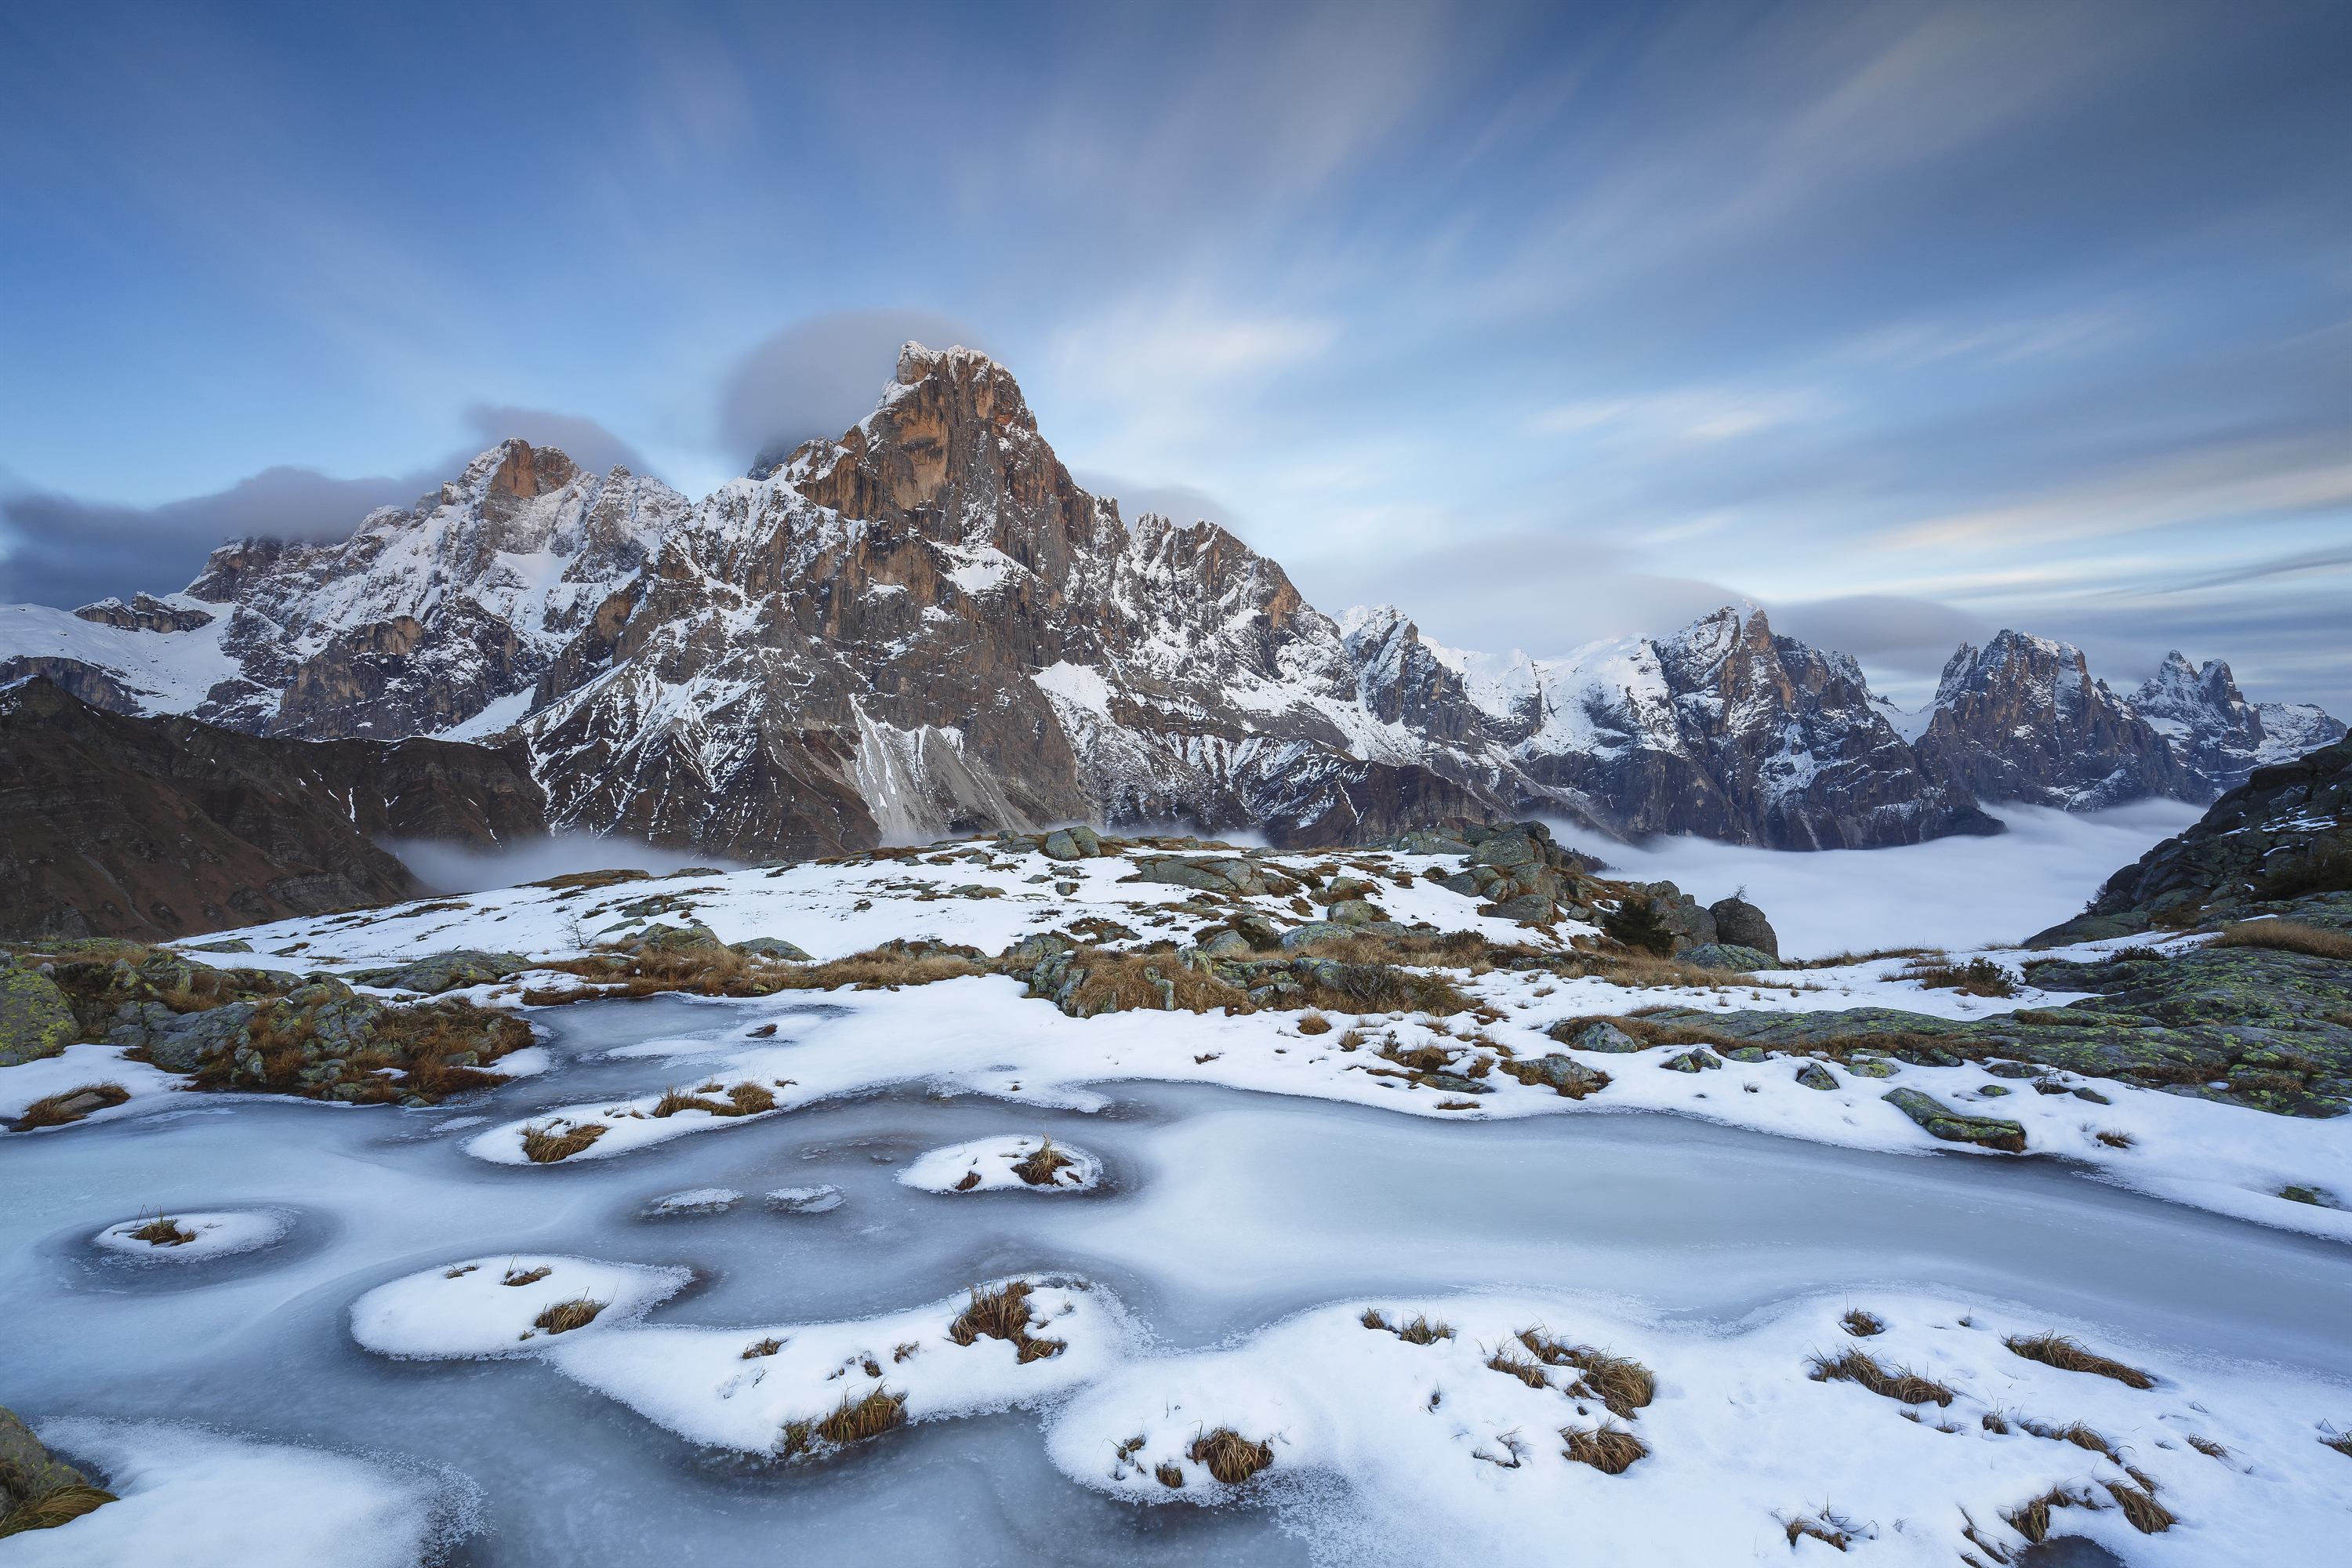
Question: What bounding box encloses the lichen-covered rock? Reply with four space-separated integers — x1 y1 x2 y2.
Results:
731 937 814 960
1845 1057 1900 1078
1041 826 1102 860
1480 893 1557 925
0 1403 96 1512
1679 943 1779 972
1418 1070 1492 1095
1795 1061 1838 1090
1327 898 1385 925
1549 1020 1644 1053
0 965 78 1066
1881 1087 2027 1152
1708 897 1779 958
347 949 530 993
1661 1048 1723 1073
1198 929 1254 958
1279 921 1356 949
1506 1053 1610 1097
185 938 255 953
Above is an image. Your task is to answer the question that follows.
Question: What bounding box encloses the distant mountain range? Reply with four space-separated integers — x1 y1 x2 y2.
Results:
3 343 2339 879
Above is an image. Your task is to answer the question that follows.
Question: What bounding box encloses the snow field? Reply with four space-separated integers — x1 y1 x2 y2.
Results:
897 1133 1103 1192
1043 1290 2352 1566
91 1207 290 1261
347 1254 691 1358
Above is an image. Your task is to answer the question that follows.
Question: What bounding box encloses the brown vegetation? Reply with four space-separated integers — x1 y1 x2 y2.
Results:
520 1122 606 1163
1560 1420 1648 1474
1485 1346 1552 1390
2003 1485 2096 1544
532 1297 605 1334
503 1264 553 1286
743 1338 782 1359
1155 1461 1185 1487
0 1484 117 1538
2185 1433 2227 1460
947 1280 1066 1363
2103 1481 2176 1534
814 1388 906 1446
2004 1333 2155 1389
1011 1138 1077 1186
652 1080 775 1119
1806 1348 1955 1406
1840 1308 1885 1338
2212 920 2352 960
1189 1426 1275 1484
1396 1314 1454 1345
1900 957 2019 997
1515 1330 1656 1419
13 1081 132 1129
127 1214 195 1246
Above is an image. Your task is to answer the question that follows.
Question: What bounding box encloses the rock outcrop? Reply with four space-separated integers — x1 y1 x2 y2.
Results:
2028 736 2352 944
1909 632 2188 811
2129 652 2347 801
0 677 547 940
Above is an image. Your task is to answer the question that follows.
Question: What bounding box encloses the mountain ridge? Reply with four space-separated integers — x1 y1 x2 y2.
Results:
3 342 2338 856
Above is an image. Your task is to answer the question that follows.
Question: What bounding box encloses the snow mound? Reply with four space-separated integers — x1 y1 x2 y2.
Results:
91 1210 290 1261
20 1418 477 1568
899 1134 1103 1193
349 1254 691 1359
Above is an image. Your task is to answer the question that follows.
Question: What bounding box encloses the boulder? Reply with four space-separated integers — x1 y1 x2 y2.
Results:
1327 898 1385 925
0 966 78 1066
1480 894 1557 925
1471 833 1539 869
731 937 815 960
1881 1087 2027 1152
1198 929 1254 958
1508 1053 1610 1097
349 949 530 993
185 938 256 953
1679 943 1779 973
1795 1061 1838 1090
1418 1070 1492 1095
1707 898 1780 959
1279 921 1356 949
1551 1020 1644 1053
0 1403 99 1514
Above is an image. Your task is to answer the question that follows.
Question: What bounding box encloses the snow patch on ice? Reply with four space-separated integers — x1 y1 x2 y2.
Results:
899 1134 1102 1192
92 1209 291 1261
349 1254 691 1359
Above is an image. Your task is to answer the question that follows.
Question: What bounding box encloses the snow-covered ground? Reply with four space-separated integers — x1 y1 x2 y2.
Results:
5 825 2348 1565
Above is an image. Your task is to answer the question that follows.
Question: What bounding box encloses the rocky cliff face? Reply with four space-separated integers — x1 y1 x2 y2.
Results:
0 677 546 940
5 342 2335 856
1909 632 2190 810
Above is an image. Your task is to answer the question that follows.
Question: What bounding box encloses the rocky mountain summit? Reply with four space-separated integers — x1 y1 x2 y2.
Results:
2 342 2336 862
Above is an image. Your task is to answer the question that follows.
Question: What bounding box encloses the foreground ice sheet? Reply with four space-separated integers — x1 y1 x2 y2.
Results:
16 1419 474 1568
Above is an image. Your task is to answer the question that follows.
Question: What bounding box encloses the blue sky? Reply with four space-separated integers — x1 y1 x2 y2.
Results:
2 0 2345 709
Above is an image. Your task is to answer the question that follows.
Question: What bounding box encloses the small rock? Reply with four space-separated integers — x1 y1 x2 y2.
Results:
1661 1049 1722 1073
2071 1087 2112 1105
1795 1062 1838 1090
1508 1053 1610 1097
1418 1071 1492 1095
1845 1057 1900 1078
1977 1083 2013 1096
1723 1045 1768 1063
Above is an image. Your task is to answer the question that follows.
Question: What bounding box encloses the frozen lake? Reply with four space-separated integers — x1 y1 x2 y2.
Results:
5 995 2346 1565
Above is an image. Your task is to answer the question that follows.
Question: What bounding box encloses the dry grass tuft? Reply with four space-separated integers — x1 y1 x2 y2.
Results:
815 1388 906 1446
1396 1314 1454 1345
1840 1308 1885 1338
2103 1481 2176 1534
953 1171 982 1192
652 1080 774 1118
743 1338 782 1359
1515 1330 1655 1417
520 1122 606 1163
1011 1137 1077 1186
1360 1308 1390 1331
1560 1420 1647 1474
1486 1347 1551 1390
1155 1461 1185 1487
2024 1418 2115 1457
2212 920 2352 960
1189 1426 1275 1484
947 1279 1067 1363
2320 1426 2352 1460
0 1484 118 1537
2004 1485 2096 1543
1296 1013 1333 1035
532 1297 605 1334
2184 1433 2228 1460
2005 1332 2155 1389
2095 1129 2136 1149
502 1264 553 1287
13 1081 132 1130
1980 1410 2011 1435
1781 1508 1856 1552
128 1214 195 1246
1900 956 2019 997
1807 1348 1955 1406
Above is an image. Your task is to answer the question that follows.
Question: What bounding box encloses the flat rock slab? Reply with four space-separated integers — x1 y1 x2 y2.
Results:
1881 1087 2027 1152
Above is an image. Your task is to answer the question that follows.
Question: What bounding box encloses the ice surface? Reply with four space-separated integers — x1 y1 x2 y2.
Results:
645 1187 745 1214
764 1185 846 1213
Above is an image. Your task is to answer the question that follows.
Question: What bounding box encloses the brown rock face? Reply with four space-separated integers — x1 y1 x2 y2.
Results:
0 678 547 939
1913 632 2189 809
